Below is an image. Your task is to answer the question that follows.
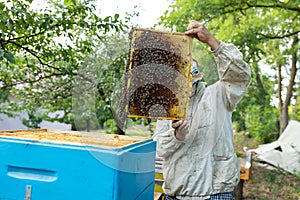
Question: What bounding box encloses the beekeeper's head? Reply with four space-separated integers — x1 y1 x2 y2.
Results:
191 58 203 83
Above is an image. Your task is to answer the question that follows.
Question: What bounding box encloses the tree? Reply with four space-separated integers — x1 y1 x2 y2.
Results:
72 33 129 133
0 0 125 129
290 81 300 121
158 0 299 137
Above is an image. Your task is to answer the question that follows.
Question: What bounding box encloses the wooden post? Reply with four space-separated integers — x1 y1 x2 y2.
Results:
234 179 244 200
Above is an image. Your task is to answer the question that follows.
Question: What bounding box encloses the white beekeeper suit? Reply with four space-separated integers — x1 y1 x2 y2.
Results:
153 41 251 199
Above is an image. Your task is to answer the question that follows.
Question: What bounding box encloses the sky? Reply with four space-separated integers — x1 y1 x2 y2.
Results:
30 0 172 49
31 0 172 28
97 0 172 27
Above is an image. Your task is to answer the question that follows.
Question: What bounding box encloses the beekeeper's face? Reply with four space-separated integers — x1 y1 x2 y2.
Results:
190 60 203 84
191 60 199 76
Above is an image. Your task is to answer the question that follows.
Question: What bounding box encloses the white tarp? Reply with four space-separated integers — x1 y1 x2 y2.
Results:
253 120 300 174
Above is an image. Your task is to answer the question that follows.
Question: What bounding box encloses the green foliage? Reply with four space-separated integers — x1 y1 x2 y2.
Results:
245 104 279 143
0 0 126 129
289 86 300 121
22 111 43 129
234 72 280 143
104 119 118 134
235 150 243 157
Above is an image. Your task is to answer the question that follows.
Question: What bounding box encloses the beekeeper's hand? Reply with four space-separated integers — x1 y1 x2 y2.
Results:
172 120 189 141
185 20 220 50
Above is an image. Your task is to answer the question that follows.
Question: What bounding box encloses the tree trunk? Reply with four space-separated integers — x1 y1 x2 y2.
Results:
86 118 91 132
291 88 299 120
277 61 290 134
280 106 289 134
117 125 125 135
278 36 298 134
277 61 283 128
234 179 244 200
71 120 77 131
110 107 126 135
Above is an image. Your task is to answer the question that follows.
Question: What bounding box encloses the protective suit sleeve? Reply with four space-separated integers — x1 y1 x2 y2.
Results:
212 42 251 111
153 120 184 158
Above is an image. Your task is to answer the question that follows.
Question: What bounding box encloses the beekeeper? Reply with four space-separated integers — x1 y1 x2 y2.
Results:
154 20 251 200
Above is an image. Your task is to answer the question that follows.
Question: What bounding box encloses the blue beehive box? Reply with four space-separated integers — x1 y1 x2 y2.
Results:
0 129 156 200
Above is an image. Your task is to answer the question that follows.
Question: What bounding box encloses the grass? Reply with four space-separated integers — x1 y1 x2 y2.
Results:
242 164 300 200
234 132 300 200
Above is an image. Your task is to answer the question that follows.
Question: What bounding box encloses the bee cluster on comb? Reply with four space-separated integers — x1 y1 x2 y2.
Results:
124 28 193 120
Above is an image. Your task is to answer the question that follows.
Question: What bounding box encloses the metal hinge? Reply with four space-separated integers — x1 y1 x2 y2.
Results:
24 185 32 200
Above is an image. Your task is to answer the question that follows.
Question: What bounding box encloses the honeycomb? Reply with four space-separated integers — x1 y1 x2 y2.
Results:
0 129 146 148
125 28 193 120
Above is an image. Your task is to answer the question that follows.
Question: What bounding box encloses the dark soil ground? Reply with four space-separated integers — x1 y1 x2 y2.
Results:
234 133 300 200
242 163 300 200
